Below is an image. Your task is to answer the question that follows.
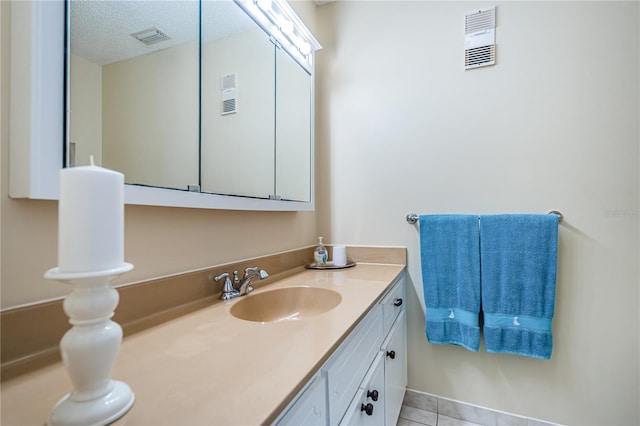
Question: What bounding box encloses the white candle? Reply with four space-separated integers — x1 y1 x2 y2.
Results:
58 160 125 273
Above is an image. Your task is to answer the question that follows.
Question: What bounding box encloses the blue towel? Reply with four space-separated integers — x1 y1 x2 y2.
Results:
420 215 481 352
479 214 559 359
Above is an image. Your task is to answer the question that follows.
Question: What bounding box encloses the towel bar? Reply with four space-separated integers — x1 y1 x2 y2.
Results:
405 211 563 224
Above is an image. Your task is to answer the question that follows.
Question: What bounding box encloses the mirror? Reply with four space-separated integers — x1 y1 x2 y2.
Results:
200 4 276 198
275 46 312 202
66 0 319 206
69 0 200 190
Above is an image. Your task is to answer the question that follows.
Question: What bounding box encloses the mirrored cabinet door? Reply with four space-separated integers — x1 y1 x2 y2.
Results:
200 1 276 199
68 0 200 190
275 46 312 202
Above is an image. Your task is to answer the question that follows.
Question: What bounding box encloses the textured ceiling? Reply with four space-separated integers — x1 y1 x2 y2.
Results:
71 0 257 65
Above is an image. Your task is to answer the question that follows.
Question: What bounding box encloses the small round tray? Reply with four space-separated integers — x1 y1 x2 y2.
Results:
305 260 356 270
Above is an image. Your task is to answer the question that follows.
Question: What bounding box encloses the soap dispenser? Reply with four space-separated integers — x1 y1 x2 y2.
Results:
314 237 328 266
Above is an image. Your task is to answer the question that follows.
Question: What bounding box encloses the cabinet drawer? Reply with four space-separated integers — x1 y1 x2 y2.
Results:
381 274 406 337
339 352 385 426
323 303 383 425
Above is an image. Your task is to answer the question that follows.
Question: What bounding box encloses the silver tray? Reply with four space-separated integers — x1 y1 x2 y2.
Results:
305 260 356 270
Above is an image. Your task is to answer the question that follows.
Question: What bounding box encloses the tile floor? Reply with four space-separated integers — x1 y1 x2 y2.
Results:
397 404 482 426
396 390 561 426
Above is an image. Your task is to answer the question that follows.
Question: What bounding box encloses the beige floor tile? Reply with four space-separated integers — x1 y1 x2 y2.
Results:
399 405 437 426
437 414 484 426
397 417 431 426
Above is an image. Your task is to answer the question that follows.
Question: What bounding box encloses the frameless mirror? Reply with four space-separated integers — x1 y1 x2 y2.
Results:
65 0 319 209
68 0 200 190
200 2 275 198
275 46 312 202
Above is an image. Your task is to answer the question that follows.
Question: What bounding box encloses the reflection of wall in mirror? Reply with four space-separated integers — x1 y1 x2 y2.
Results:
70 54 102 167
102 41 200 190
200 28 275 199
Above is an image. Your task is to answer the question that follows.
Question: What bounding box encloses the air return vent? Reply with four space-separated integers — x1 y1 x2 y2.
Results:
220 73 237 115
131 27 171 46
222 97 236 115
464 7 496 69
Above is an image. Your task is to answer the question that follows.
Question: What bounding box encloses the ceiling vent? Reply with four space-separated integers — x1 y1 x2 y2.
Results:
464 7 496 69
131 27 171 46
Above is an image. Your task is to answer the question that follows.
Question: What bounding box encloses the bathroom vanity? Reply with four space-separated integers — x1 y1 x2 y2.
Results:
276 271 407 425
0 263 406 425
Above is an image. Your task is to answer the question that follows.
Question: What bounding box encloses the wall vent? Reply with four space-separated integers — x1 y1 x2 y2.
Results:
220 73 237 115
221 74 236 91
464 7 496 69
466 45 496 68
131 27 171 46
222 98 236 115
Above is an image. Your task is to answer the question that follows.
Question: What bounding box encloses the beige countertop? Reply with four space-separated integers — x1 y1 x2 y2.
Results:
1 263 405 426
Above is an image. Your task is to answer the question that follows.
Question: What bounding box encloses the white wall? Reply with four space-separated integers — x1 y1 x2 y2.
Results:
316 1 639 425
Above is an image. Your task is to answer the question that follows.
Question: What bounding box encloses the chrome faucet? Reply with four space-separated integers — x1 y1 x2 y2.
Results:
213 267 269 300
213 272 238 300
238 267 269 296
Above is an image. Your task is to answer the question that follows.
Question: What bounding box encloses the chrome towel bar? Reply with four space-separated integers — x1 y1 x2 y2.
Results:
406 210 563 225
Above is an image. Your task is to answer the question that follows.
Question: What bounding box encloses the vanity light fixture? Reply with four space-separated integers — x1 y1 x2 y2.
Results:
234 0 321 72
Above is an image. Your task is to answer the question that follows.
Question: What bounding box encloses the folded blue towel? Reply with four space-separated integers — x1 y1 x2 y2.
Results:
420 214 481 352
479 214 559 359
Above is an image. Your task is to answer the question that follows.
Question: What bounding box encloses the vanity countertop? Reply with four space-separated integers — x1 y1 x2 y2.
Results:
1 263 405 425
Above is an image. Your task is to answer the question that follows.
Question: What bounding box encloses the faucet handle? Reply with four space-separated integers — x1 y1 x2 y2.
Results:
242 267 269 280
243 267 257 279
213 272 229 282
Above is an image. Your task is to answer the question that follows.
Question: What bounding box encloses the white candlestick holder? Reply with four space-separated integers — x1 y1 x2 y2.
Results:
44 263 135 426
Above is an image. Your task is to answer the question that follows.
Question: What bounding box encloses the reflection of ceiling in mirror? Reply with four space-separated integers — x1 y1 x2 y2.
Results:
71 0 256 66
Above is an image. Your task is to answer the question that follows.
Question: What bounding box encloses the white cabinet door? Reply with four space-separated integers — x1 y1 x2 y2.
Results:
324 304 383 425
382 310 407 426
275 374 327 426
339 352 385 426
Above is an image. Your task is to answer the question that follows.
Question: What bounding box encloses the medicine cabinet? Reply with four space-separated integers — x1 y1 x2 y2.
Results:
9 0 320 211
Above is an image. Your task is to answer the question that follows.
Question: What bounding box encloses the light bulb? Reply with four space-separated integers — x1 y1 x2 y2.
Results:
280 19 294 36
299 41 311 55
256 0 272 12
